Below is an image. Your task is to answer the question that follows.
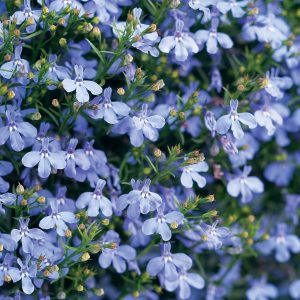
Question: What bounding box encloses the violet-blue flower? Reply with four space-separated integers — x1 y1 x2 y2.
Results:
22 138 66 178
216 0 248 18
39 199 77 236
159 20 199 62
62 65 102 103
0 109 37 151
227 166 264 203
216 99 257 139
76 179 112 217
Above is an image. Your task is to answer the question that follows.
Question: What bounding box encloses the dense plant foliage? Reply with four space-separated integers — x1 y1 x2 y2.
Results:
0 0 300 299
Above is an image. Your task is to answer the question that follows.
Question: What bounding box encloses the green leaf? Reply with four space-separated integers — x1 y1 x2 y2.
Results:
85 38 105 64
145 155 158 173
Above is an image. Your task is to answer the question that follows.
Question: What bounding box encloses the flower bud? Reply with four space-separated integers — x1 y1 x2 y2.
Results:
57 292 66 299
78 223 85 230
20 199 28 206
148 24 157 32
151 79 165 91
154 148 162 158
14 29 20 37
117 87 125 95
76 285 84 292
132 291 140 298
16 183 25 195
0 243 3 251
50 25 57 32
90 243 101 254
94 288 104 296
52 98 60 107
37 196 46 204
101 218 110 226
65 229 72 238
170 221 178 229
81 252 90 262
59 38 67 48
42 6 49 14
4 274 12 282
91 26 101 38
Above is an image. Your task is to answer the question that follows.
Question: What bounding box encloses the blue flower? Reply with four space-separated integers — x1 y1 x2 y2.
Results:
64 138 90 178
180 160 209 188
159 20 199 62
227 166 264 203
0 232 18 252
0 192 16 214
11 0 41 33
188 0 216 23
216 99 257 139
0 161 13 193
39 199 77 236
256 223 300 263
131 104 165 146
246 277 278 300
199 221 230 250
289 279 300 300
76 179 112 217
62 65 102 103
9 256 37 295
195 18 233 54
0 45 30 79
86 87 130 124
11 218 45 254
44 54 70 83
142 205 184 241
0 109 37 151
165 268 205 299
98 230 136 273
22 138 66 178
117 179 162 219
49 0 85 15
146 242 192 281
261 68 293 100
0 254 15 286
216 0 248 18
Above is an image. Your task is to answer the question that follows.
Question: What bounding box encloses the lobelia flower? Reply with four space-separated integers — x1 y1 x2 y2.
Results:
44 54 70 83
216 99 257 139
227 166 264 203
118 178 162 219
83 0 123 23
11 218 45 254
0 232 18 251
264 158 295 187
0 160 13 193
39 199 77 236
0 109 37 151
165 268 205 299
114 8 160 57
246 277 278 300
146 242 193 281
142 205 184 241
159 20 199 62
198 221 230 250
98 230 136 273
9 256 37 295
216 0 248 18
74 140 109 187
64 138 90 178
22 138 66 178
131 104 165 146
180 160 209 189
208 66 222 93
0 45 30 79
76 179 112 217
285 194 300 225
62 65 102 103
195 18 233 55
86 87 130 124
11 0 41 33
256 223 300 263
220 134 238 155
260 68 293 100
254 101 287 136
49 0 85 15
0 192 16 214
188 0 217 23
289 279 300 300
0 254 16 286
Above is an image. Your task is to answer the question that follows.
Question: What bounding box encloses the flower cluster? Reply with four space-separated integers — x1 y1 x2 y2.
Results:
0 0 299 299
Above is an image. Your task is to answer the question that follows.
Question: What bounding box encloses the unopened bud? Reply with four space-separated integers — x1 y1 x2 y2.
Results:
0 243 3 251
57 291 66 299
124 54 133 65
262 233 269 240
132 35 140 42
132 291 140 298
101 218 110 226
58 18 65 26
76 285 84 292
13 29 20 37
241 231 249 238
170 109 177 117
135 67 143 79
247 238 254 246
42 6 49 14
43 270 50 277
50 25 57 32
154 148 162 158
148 24 157 32
178 111 185 120
78 223 85 230
206 194 215 202
20 199 28 206
151 79 165 91
37 196 46 204
81 252 90 262
90 243 101 254
7 90 15 100
59 38 67 48
247 215 255 223
65 229 72 238
16 183 25 195
94 288 104 296
201 234 208 241
117 88 125 95
31 112 42 121
91 26 101 38
170 221 178 229
4 274 12 282
52 98 60 107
